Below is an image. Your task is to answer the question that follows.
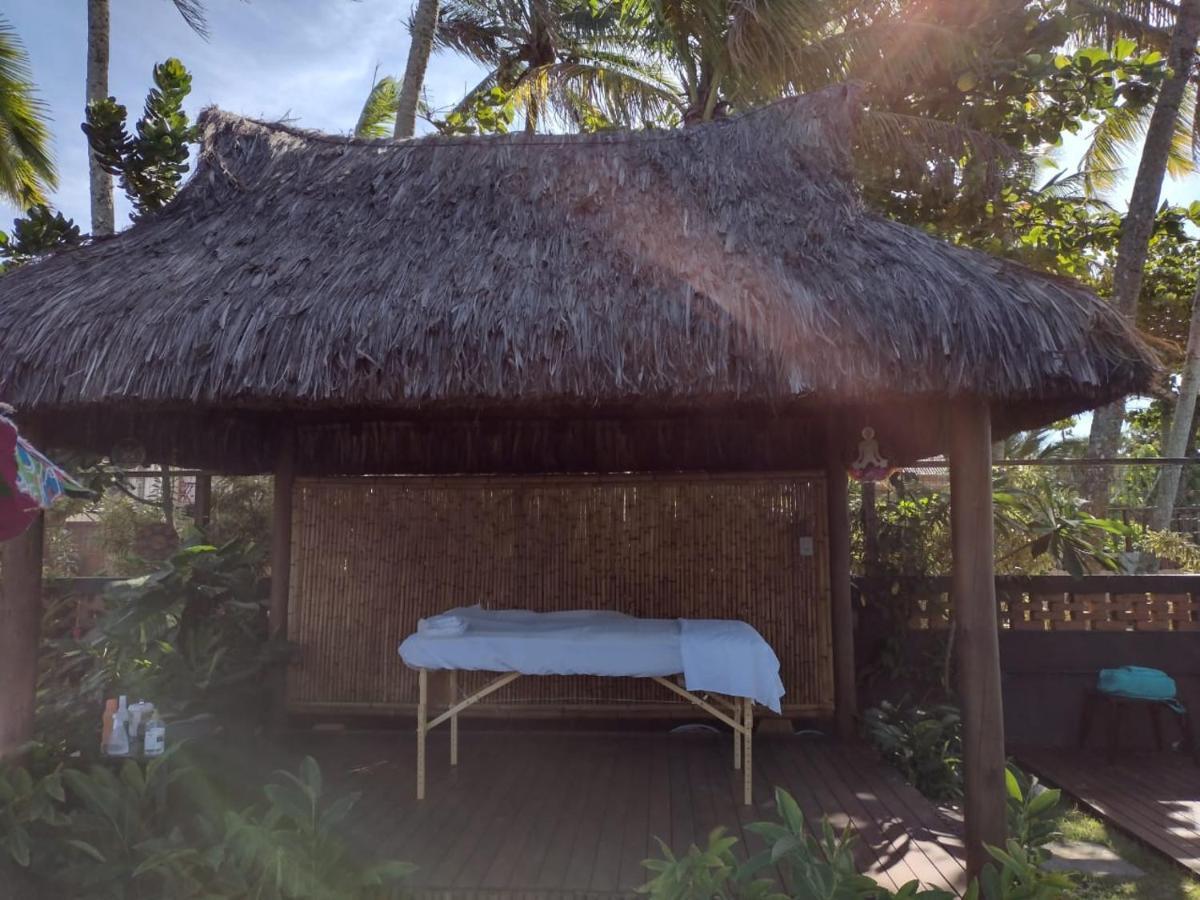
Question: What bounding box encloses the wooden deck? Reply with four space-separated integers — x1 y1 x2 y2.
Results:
301 729 967 898
1018 748 1200 876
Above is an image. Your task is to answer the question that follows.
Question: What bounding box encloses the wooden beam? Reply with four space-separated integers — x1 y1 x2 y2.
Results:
0 513 44 760
269 443 294 640
949 398 1007 876
825 431 857 741
193 473 212 531
268 441 294 727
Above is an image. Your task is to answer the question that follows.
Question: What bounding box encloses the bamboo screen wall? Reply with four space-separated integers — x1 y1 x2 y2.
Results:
286 473 833 716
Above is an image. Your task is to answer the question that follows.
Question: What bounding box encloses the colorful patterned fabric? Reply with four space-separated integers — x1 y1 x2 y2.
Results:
0 415 87 541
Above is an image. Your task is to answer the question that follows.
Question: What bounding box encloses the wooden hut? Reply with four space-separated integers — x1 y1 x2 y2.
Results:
0 83 1157 872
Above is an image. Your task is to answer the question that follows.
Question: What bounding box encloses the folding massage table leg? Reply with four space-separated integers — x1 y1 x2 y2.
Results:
416 668 428 801
743 696 753 807
449 670 458 767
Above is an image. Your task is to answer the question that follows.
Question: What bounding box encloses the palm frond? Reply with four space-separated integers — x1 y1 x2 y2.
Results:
434 0 506 64
0 16 55 207
1034 167 1120 209
1067 0 1175 49
168 0 209 39
1079 103 1144 196
355 75 401 139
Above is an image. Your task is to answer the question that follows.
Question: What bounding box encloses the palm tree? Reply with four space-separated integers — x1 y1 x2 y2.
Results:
1078 0 1200 510
0 17 55 208
431 0 680 132
395 0 442 138
86 0 207 236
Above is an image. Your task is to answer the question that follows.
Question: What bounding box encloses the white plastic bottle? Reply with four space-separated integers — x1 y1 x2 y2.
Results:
143 713 165 757
105 695 130 757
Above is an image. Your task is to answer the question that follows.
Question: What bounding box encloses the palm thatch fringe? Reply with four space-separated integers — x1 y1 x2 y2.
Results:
0 83 1156 470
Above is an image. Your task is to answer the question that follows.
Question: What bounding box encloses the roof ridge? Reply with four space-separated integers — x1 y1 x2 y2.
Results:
197 82 864 153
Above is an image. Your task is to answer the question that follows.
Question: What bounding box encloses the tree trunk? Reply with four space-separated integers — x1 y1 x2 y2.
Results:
1086 0 1200 502
0 515 43 761
1151 277 1200 530
86 0 115 236
394 0 441 139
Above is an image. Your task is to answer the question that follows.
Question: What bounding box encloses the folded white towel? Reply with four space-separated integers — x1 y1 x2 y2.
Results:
418 615 467 637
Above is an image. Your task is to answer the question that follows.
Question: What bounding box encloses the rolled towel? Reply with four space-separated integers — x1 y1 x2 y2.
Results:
418 614 467 637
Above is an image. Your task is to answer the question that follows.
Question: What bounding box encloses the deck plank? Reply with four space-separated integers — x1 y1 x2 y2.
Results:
1018 748 1200 875
296 729 964 897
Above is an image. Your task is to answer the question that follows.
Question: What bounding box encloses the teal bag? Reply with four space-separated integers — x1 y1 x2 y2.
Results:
1098 666 1181 708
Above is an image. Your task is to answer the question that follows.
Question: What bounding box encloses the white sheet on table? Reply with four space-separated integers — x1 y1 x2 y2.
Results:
397 607 785 712
678 619 785 713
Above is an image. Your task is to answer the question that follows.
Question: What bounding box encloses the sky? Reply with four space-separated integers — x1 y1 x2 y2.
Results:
2 2 1199 230
2 0 487 228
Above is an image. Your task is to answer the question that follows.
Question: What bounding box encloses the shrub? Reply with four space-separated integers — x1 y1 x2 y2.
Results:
0 752 413 899
863 700 963 802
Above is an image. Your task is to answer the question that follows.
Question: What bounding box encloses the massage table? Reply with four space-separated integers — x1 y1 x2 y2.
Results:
398 607 786 805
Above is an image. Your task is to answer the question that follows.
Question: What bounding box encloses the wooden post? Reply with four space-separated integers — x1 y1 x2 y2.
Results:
861 482 878 576
193 473 212 532
825 427 857 741
949 398 1007 876
269 441 294 727
0 514 44 760
269 447 294 640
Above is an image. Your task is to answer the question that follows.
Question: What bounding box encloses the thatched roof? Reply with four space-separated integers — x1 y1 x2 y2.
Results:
0 84 1157 471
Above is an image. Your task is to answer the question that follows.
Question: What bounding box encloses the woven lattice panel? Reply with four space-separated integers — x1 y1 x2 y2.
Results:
287 473 833 715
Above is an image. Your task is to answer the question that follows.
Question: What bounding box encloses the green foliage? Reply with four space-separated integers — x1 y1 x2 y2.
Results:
640 787 952 899
0 17 56 207
993 471 1133 576
1004 768 1062 862
83 58 197 219
0 205 82 270
432 86 517 135
36 540 289 757
863 701 963 802
964 841 1075 900
206 475 273 550
95 491 173 576
0 753 414 899
0 766 65 869
432 0 678 131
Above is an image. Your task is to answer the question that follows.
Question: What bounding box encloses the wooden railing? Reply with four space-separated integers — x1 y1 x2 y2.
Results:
854 575 1200 633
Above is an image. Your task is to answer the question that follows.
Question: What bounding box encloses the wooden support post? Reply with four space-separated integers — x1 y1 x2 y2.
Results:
949 398 1007 876
417 668 428 800
269 442 294 727
0 514 44 761
825 427 857 741
193 473 212 532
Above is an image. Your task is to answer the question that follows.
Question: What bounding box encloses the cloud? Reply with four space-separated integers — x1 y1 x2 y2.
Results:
1 0 486 230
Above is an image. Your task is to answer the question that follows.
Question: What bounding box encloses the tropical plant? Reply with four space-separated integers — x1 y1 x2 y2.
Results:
0 766 65 869
1 753 414 899
0 17 56 208
431 0 679 132
863 701 963 802
85 0 207 234
83 58 197 220
0 205 82 270
992 472 1133 575
34 539 289 757
641 787 954 899
963 841 1075 900
1004 767 1062 862
1082 0 1200 495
